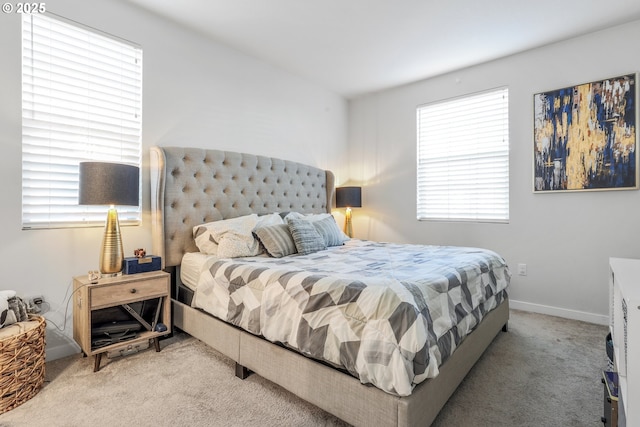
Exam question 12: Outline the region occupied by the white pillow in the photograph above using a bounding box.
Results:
[284,212,333,222]
[255,213,284,228]
[193,223,220,255]
[193,214,261,257]
[0,290,16,329]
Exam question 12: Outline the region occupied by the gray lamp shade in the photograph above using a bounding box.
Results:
[336,186,362,208]
[79,162,140,206]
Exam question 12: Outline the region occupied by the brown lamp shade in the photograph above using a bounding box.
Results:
[336,186,362,208]
[79,162,140,206]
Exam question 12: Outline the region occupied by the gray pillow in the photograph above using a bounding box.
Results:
[287,218,327,255]
[312,216,347,247]
[254,224,297,258]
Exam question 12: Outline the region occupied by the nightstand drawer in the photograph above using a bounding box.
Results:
[91,277,168,309]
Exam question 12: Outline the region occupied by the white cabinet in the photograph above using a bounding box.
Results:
[610,258,640,427]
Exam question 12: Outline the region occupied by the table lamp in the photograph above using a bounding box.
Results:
[335,186,362,238]
[79,162,140,275]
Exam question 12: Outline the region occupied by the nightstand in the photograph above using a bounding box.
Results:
[72,270,171,371]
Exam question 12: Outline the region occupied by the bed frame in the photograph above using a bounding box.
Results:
[150,146,509,426]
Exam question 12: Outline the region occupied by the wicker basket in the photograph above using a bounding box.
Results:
[0,315,46,414]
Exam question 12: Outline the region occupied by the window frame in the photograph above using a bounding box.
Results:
[21,12,142,230]
[416,87,510,223]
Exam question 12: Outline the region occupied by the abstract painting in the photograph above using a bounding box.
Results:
[533,74,637,192]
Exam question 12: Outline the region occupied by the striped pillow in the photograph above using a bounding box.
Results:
[287,218,327,255]
[312,216,347,247]
[254,224,297,258]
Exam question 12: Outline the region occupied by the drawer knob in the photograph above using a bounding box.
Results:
[130,288,137,294]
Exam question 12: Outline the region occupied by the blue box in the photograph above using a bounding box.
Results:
[123,256,161,274]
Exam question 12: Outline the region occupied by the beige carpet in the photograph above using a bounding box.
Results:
[0,309,607,427]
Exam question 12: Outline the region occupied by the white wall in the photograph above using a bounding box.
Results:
[3,1,634,361]
[0,0,348,360]
[348,20,640,325]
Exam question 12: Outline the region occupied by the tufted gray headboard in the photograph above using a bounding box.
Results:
[150,146,335,268]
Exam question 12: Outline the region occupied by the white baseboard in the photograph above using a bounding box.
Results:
[45,343,80,362]
[46,341,81,362]
[43,325,81,361]
[509,299,609,326]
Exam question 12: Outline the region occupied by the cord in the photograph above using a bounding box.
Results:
[41,281,89,332]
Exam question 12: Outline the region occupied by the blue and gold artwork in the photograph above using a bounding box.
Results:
[534,74,637,192]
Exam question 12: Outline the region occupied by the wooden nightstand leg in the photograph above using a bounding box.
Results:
[94,353,102,372]
[153,337,160,352]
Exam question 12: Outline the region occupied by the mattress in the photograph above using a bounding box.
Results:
[182,239,510,396]
[180,252,216,291]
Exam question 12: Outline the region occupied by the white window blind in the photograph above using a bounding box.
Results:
[417,87,509,222]
[22,13,142,229]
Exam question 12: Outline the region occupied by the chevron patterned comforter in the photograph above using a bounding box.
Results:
[191,239,510,396]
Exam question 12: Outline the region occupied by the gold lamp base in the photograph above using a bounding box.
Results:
[344,207,353,238]
[99,207,124,275]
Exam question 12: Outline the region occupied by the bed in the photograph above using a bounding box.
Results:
[150,146,510,426]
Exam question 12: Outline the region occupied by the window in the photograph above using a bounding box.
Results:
[22,13,142,229]
[416,87,509,222]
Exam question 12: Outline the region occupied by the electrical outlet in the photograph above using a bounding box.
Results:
[30,295,44,306]
[517,263,527,276]
[26,296,46,314]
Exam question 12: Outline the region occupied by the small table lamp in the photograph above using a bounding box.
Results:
[79,162,140,275]
[335,186,362,238]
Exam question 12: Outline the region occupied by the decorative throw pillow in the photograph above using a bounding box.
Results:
[193,223,221,255]
[0,291,11,329]
[193,214,262,257]
[0,290,28,329]
[284,212,333,222]
[216,231,262,258]
[255,213,284,228]
[254,224,297,258]
[312,216,348,247]
[287,218,327,255]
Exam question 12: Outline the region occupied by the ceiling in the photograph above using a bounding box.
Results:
[124,0,640,99]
